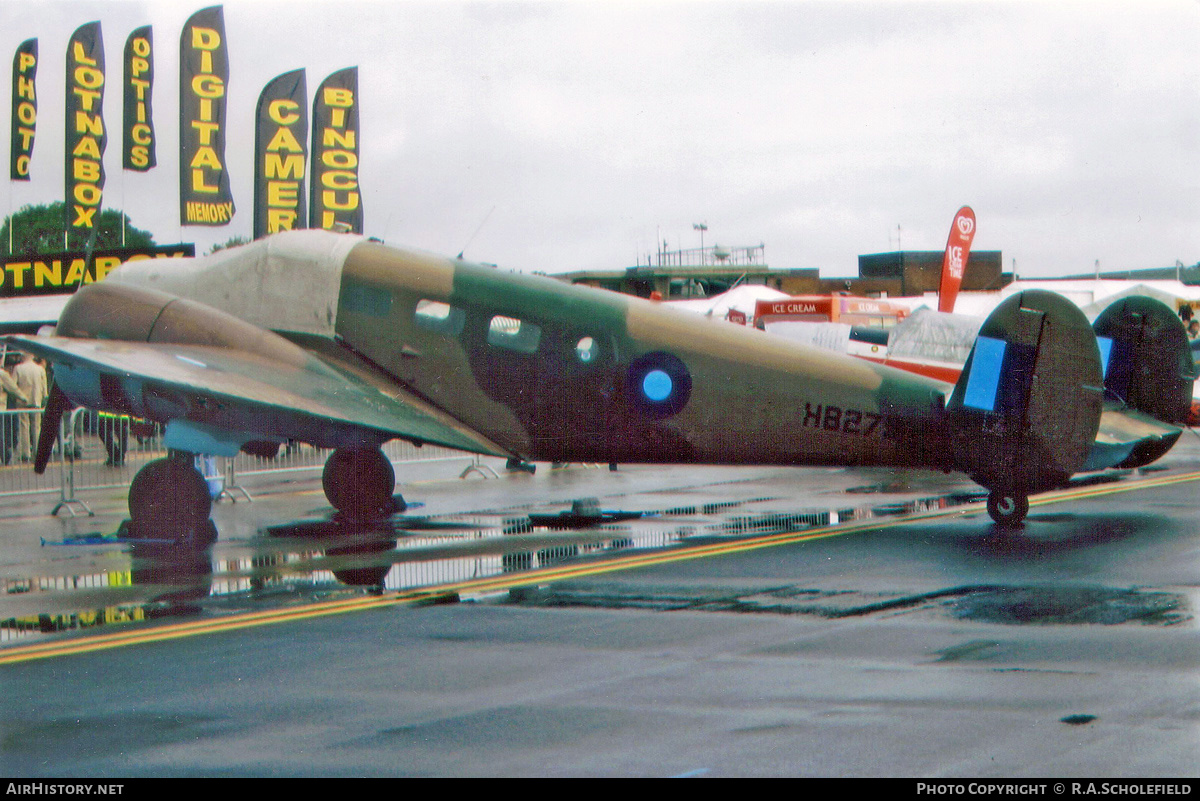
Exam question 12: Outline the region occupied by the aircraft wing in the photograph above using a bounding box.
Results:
[3,334,508,458]
[0,294,69,334]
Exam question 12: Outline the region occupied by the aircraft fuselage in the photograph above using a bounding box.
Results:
[328,240,954,469]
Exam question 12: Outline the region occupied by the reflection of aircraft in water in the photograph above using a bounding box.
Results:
[4,228,1194,545]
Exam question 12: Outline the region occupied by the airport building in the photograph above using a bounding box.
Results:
[560,244,1009,300]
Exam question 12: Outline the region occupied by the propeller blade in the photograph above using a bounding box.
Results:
[33,383,72,475]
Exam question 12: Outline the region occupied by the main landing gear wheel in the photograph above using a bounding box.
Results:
[986,491,1029,527]
[127,455,216,548]
[323,447,404,518]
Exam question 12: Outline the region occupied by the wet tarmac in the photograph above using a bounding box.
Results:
[1,436,1198,777]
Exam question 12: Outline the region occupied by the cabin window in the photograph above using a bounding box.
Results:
[415,299,465,336]
[487,315,542,354]
[575,336,597,364]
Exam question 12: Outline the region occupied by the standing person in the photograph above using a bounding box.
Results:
[14,353,47,462]
[0,359,29,465]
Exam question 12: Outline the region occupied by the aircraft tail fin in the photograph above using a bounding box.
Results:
[945,289,1105,495]
[1091,296,1195,467]
[1093,296,1194,424]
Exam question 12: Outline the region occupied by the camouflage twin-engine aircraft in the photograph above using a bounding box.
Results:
[5,230,1194,545]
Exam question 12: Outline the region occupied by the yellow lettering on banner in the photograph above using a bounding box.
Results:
[322,128,354,149]
[268,208,298,232]
[322,190,359,211]
[72,160,100,182]
[263,93,305,231]
[321,170,357,190]
[192,169,218,193]
[322,149,357,170]
[190,146,223,170]
[94,256,121,281]
[16,75,34,101]
[74,111,103,137]
[18,52,35,73]
[265,153,303,180]
[266,127,302,155]
[129,147,149,168]
[129,78,150,104]
[314,80,359,229]
[5,262,31,289]
[131,123,152,145]
[192,73,224,99]
[17,102,36,125]
[267,181,298,207]
[71,41,97,66]
[71,87,101,112]
[268,99,299,125]
[71,137,101,159]
[64,259,86,286]
[322,87,353,107]
[33,260,61,288]
[74,65,103,91]
[69,37,104,229]
[191,27,221,51]
[73,184,101,206]
[185,202,235,223]
[14,155,29,177]
[190,120,219,145]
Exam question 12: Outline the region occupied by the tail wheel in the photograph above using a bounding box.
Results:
[323,447,398,518]
[128,456,213,532]
[987,491,1029,527]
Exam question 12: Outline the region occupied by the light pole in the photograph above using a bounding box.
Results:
[693,222,707,264]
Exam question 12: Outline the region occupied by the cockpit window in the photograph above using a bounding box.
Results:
[414,299,465,336]
[487,315,542,354]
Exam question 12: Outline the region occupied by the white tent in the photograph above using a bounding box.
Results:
[666,284,790,321]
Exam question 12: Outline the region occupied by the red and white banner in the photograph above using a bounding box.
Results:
[938,206,976,313]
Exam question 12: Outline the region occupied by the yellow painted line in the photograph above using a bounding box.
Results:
[3,468,1198,665]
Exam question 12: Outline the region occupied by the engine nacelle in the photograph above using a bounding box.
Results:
[946,290,1105,496]
[49,282,310,456]
[56,281,308,368]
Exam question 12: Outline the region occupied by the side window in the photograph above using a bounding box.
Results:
[575,336,598,364]
[414,299,465,336]
[487,315,542,354]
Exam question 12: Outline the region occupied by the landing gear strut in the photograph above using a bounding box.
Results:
[322,447,405,518]
[127,454,217,548]
[986,490,1029,527]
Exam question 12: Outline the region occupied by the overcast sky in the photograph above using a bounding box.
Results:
[2,0,1197,278]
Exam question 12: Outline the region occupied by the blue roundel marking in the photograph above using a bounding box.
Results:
[627,352,691,419]
[642,370,673,402]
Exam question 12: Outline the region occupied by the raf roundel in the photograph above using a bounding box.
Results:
[627,351,692,419]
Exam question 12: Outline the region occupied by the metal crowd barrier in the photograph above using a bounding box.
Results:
[0,408,487,515]
[0,409,61,499]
